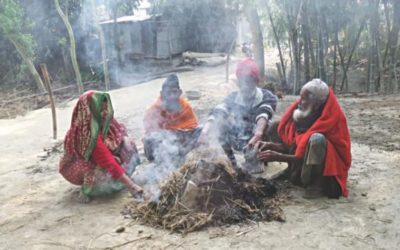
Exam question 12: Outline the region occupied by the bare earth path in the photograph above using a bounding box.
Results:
[1,63,399,250]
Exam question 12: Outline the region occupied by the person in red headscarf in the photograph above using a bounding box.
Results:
[199,59,277,171]
[59,91,143,202]
[257,79,352,199]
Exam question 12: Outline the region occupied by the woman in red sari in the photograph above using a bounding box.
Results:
[59,90,143,202]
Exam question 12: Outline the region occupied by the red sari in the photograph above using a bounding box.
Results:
[59,91,139,196]
[278,89,352,197]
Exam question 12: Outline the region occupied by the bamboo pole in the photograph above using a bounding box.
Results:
[90,0,110,91]
[40,64,57,140]
[54,0,84,94]
[8,38,46,93]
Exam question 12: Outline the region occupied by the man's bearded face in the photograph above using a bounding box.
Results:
[292,90,319,122]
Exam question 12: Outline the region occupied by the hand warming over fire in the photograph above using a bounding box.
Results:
[257,149,283,162]
[246,117,268,148]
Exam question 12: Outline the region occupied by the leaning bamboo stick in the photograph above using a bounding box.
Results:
[40,64,57,140]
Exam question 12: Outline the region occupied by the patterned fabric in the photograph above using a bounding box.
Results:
[59,90,139,196]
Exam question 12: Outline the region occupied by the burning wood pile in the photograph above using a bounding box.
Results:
[124,149,285,234]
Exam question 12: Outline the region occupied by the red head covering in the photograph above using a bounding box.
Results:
[236,59,260,84]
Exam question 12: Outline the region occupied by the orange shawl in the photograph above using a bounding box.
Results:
[278,89,352,196]
[143,96,198,133]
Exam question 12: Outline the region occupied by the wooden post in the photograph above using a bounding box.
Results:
[40,64,57,140]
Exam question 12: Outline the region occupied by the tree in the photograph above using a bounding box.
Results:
[264,0,287,87]
[388,0,400,93]
[105,0,140,84]
[0,0,46,92]
[315,0,326,81]
[281,0,302,93]
[367,0,381,93]
[245,6,265,78]
[90,0,110,90]
[54,0,84,93]
[340,17,367,92]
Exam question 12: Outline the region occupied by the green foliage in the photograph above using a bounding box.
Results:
[0,0,36,58]
[105,0,140,18]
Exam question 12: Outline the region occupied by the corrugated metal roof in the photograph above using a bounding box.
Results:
[100,15,151,24]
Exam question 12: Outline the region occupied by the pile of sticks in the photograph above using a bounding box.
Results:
[124,152,285,234]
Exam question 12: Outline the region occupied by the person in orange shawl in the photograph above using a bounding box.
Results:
[257,79,352,198]
[59,91,143,203]
[143,74,201,164]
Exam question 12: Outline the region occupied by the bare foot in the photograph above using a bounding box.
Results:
[77,191,92,203]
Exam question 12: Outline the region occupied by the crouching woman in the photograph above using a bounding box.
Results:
[59,90,143,202]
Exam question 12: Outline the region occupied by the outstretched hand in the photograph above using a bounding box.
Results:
[246,134,262,149]
[128,183,143,199]
[257,150,282,162]
[256,141,276,151]
[119,173,143,199]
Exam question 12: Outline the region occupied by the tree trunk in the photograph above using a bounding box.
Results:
[332,0,339,91]
[9,38,46,92]
[54,0,83,94]
[315,1,326,81]
[307,28,316,78]
[368,0,377,93]
[317,23,326,81]
[340,17,367,92]
[333,37,337,91]
[303,28,311,82]
[90,0,110,91]
[264,0,286,87]
[111,7,121,85]
[367,48,374,93]
[291,31,300,94]
[301,2,311,82]
[369,0,383,93]
[389,0,400,93]
[61,47,73,82]
[382,0,391,70]
[284,0,302,94]
[336,37,347,88]
[288,38,294,85]
[245,7,265,79]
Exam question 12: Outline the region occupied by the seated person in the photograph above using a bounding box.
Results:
[143,74,201,164]
[257,79,352,198]
[59,90,143,202]
[199,59,277,169]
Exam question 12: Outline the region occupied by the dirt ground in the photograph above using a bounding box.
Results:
[1,60,400,250]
